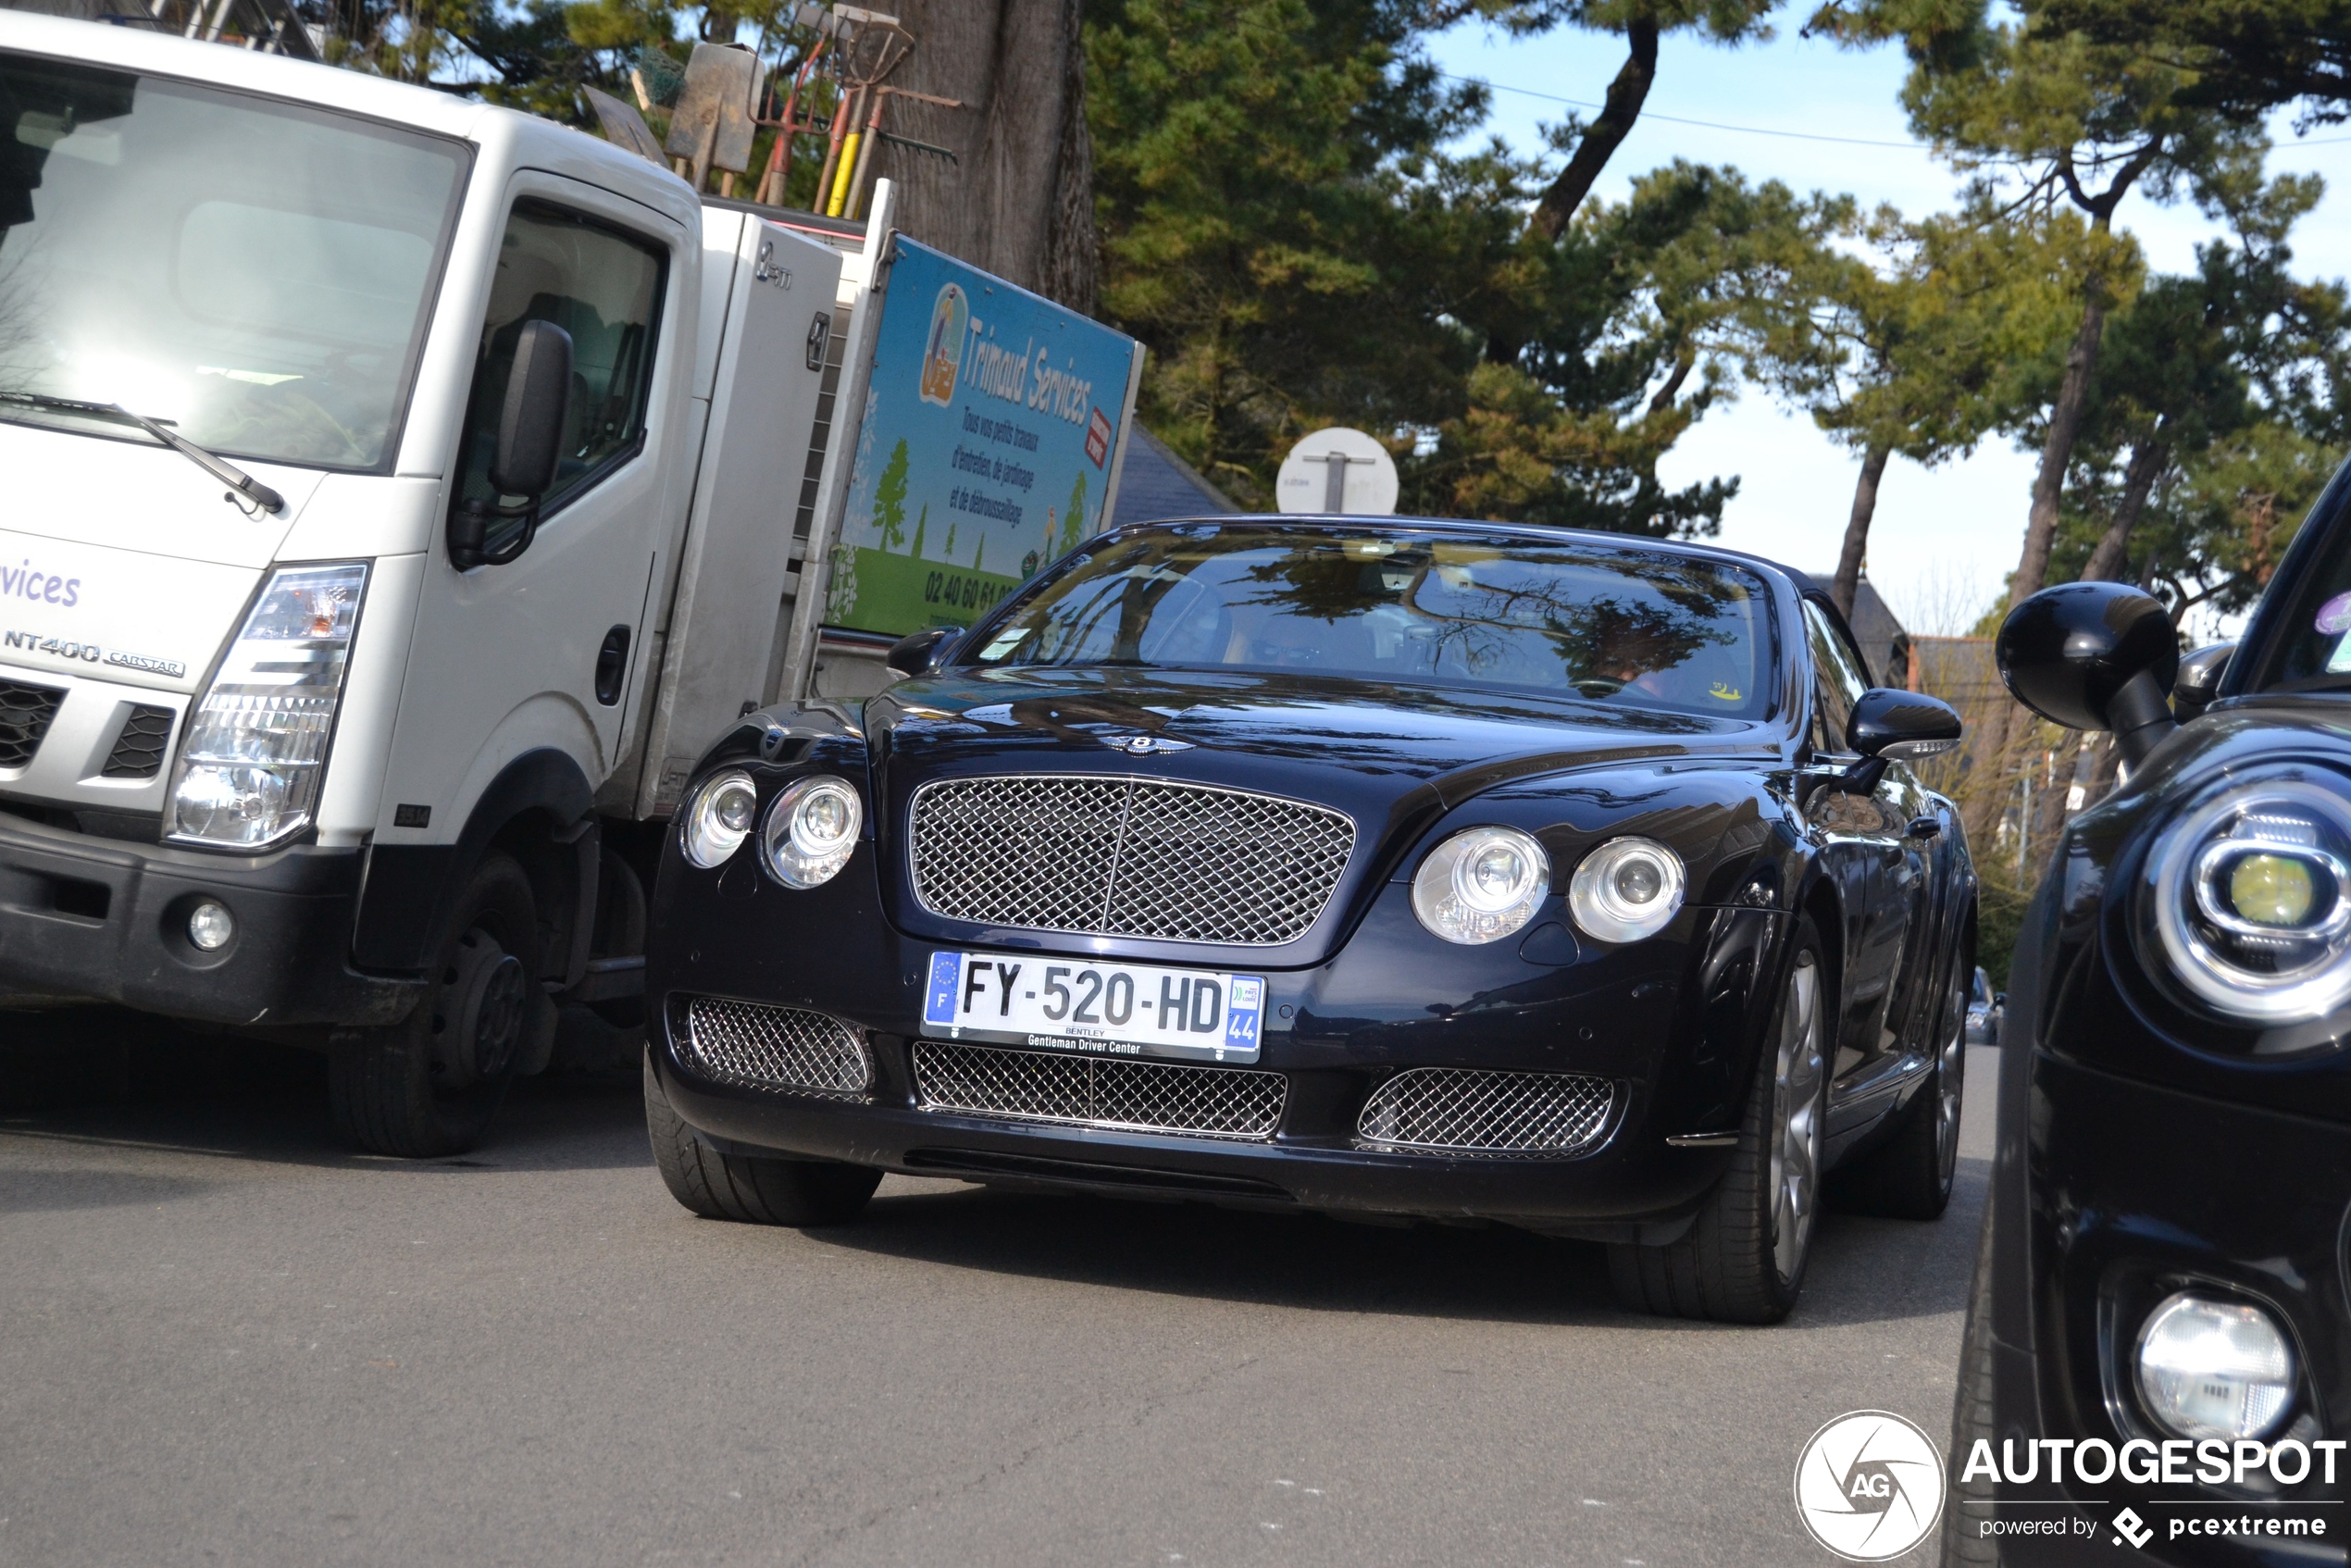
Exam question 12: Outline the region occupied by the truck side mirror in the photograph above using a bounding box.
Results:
[2173,641,2235,722]
[1847,689,1962,761]
[1996,581,2179,767]
[886,627,956,678]
[449,319,574,571]
[491,319,574,499]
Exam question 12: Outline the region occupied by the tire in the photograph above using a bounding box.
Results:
[1942,1206,2002,1566]
[643,1052,881,1226]
[1836,939,1971,1220]
[329,853,540,1158]
[1608,917,1830,1324]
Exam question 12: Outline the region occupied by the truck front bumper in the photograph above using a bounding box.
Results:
[0,810,417,1027]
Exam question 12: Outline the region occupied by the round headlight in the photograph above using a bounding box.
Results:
[679,768,758,869]
[2146,778,2351,1021]
[2135,1292,2297,1442]
[761,775,863,889]
[1412,826,1549,944]
[1568,837,1686,943]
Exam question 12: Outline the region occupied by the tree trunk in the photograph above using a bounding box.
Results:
[1529,16,1660,242]
[1832,442,1890,619]
[2012,294,2108,609]
[2083,436,2166,582]
[869,0,1098,314]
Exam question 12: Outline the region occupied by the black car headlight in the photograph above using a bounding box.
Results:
[679,768,759,868]
[760,775,862,888]
[1412,826,1549,944]
[2145,777,2351,1023]
[1568,836,1686,944]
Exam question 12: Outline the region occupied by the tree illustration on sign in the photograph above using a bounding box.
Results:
[945,520,957,558]
[875,438,910,551]
[911,503,927,561]
[1060,472,1087,556]
[974,537,985,573]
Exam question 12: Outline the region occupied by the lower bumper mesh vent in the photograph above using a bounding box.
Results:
[678,997,871,1096]
[102,704,176,779]
[914,1040,1285,1141]
[1358,1067,1613,1156]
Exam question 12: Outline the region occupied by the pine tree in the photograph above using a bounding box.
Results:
[875,439,911,552]
[1061,472,1087,555]
[911,504,928,561]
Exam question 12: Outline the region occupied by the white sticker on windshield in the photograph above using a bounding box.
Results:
[2328,635,2351,674]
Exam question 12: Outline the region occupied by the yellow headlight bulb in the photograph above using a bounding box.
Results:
[2230,852,2317,927]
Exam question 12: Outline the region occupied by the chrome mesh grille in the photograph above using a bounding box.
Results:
[908,775,1353,944]
[914,1040,1285,1140]
[678,997,871,1096]
[1357,1068,1613,1156]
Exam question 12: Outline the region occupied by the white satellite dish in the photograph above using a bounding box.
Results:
[1276,427,1399,516]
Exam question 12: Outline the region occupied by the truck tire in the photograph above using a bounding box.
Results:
[329,853,538,1157]
[1834,940,1970,1221]
[1607,918,1829,1324]
[643,1052,881,1226]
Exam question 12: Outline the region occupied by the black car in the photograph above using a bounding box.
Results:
[1946,461,2351,1561]
[641,518,1976,1324]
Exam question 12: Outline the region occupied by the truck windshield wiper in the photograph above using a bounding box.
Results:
[0,391,286,514]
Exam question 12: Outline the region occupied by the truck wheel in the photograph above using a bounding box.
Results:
[1834,941,1970,1220]
[329,854,538,1158]
[643,1052,881,1225]
[1607,918,1829,1325]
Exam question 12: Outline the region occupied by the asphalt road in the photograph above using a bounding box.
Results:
[1,1022,1995,1568]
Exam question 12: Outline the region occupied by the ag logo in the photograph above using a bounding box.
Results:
[1793,1410,1945,1562]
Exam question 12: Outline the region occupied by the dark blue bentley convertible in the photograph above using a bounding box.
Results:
[641,518,1977,1323]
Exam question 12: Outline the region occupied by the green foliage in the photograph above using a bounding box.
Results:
[875,439,910,552]
[2032,0,2351,126]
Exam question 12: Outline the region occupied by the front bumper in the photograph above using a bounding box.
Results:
[0,808,417,1027]
[647,844,1787,1233]
[1966,1047,2351,1564]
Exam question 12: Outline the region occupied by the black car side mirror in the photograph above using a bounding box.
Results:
[449,319,574,571]
[1847,688,1963,761]
[2173,641,2235,722]
[887,627,956,678]
[1996,581,2179,767]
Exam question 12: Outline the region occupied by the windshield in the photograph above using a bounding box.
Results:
[0,54,466,470]
[968,524,1776,719]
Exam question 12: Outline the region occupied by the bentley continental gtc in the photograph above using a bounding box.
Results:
[641,518,1977,1324]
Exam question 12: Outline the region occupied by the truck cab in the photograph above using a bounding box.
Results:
[0,13,844,1153]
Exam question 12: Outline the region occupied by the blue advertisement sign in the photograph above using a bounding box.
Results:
[825,237,1143,638]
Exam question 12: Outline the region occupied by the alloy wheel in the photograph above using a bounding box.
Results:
[1769,952,1825,1282]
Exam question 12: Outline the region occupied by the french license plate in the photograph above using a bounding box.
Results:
[922,951,1267,1064]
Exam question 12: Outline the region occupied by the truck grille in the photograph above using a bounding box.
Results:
[101,704,176,779]
[914,1040,1286,1140]
[1357,1068,1613,1156]
[908,775,1353,945]
[0,679,65,769]
[676,996,871,1096]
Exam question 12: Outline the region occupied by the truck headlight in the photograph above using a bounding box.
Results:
[2135,1293,2297,1442]
[1568,836,1686,943]
[2146,778,2351,1022]
[761,775,861,888]
[167,563,367,850]
[1412,825,1549,943]
[679,769,758,868]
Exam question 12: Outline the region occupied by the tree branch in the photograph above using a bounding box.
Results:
[1529,16,1659,242]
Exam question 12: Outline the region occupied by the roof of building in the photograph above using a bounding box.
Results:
[1108,427,1237,525]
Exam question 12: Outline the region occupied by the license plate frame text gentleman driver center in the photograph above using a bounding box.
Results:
[923,952,1268,1064]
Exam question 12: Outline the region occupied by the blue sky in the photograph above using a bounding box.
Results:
[1424,18,2351,638]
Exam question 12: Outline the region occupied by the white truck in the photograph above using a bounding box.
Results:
[0,12,902,1152]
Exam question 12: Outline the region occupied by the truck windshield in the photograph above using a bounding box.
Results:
[0,54,466,470]
[969,524,1776,719]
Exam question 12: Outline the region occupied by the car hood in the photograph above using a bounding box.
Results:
[866,666,1782,902]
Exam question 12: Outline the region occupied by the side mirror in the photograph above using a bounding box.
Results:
[886,627,956,678]
[449,319,574,570]
[2173,641,2235,722]
[1996,581,2179,767]
[1847,688,1962,762]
